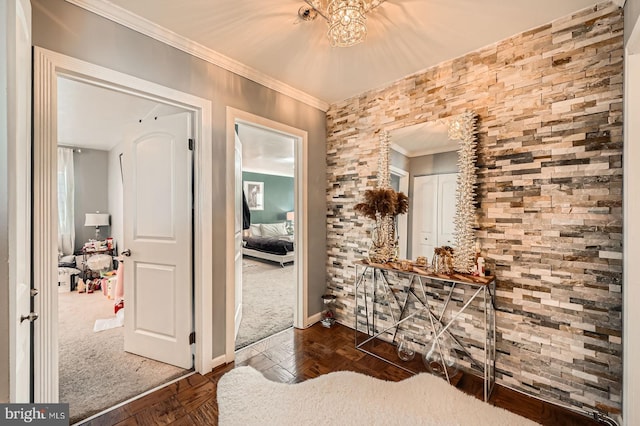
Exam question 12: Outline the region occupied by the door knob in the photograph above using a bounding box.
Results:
[122,249,132,257]
[20,312,39,323]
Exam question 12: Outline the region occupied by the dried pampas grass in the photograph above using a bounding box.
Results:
[354,188,409,220]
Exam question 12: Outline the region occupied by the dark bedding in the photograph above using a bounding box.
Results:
[243,236,293,255]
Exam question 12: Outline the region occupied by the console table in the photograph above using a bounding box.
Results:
[354,260,496,401]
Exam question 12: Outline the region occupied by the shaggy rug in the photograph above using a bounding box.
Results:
[217,367,540,426]
[235,258,295,349]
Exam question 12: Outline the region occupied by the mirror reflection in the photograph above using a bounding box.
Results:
[388,121,459,262]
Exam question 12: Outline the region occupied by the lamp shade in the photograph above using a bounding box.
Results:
[286,211,295,221]
[85,213,109,227]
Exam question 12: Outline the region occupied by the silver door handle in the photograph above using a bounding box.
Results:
[122,249,131,257]
[20,312,38,323]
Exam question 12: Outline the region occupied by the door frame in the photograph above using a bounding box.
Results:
[32,47,213,402]
[624,12,640,426]
[225,107,308,361]
[390,165,409,259]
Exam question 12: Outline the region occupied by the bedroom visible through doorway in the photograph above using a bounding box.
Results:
[234,122,296,349]
[55,76,192,423]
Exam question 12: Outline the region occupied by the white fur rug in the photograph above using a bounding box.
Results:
[217,367,539,425]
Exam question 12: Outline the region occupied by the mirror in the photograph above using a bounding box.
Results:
[386,113,478,273]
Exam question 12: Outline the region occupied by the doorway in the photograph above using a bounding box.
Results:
[32,47,214,403]
[225,108,308,360]
[55,76,193,422]
[234,122,296,349]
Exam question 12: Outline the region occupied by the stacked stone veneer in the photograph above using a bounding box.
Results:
[326,2,623,415]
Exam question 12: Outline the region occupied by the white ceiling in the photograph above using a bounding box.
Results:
[390,121,452,157]
[57,77,184,150]
[237,123,295,177]
[98,0,609,104]
[59,0,619,161]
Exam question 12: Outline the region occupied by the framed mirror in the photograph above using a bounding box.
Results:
[386,112,478,273]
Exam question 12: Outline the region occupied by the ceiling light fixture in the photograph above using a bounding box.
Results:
[303,0,387,47]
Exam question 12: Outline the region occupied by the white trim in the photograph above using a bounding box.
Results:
[64,0,329,112]
[225,107,309,361]
[32,47,214,402]
[306,312,323,327]
[211,354,227,370]
[624,11,640,425]
[390,165,409,259]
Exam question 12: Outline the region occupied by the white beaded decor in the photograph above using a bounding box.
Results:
[448,112,478,273]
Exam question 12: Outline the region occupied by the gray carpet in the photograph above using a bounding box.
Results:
[58,288,188,424]
[235,258,295,349]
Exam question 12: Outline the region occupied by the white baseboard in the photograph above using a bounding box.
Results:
[305,312,322,328]
[211,354,227,370]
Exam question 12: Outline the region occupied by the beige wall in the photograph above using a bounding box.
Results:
[31,0,327,359]
[327,2,623,416]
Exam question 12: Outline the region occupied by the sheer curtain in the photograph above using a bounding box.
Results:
[57,147,75,255]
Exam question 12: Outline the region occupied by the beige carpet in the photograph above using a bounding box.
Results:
[218,367,540,425]
[235,258,295,349]
[58,287,188,424]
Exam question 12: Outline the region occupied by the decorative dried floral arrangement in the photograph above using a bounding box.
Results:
[354,188,408,220]
[354,131,409,263]
[448,112,478,274]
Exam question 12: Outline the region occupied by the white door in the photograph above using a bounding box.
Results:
[3,0,32,402]
[412,175,437,260]
[122,112,193,369]
[438,174,458,247]
[234,132,243,338]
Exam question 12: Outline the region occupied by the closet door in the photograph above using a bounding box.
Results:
[412,175,437,260]
[437,173,458,247]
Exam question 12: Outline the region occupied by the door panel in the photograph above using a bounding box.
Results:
[4,0,32,402]
[412,175,437,260]
[438,174,458,247]
[123,112,192,369]
[234,132,243,338]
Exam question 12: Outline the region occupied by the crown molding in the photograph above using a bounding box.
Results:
[65,0,330,112]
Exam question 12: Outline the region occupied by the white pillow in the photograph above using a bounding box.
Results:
[249,224,262,237]
[260,222,287,237]
[60,255,75,264]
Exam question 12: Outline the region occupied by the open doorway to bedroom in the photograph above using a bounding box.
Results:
[55,75,192,423]
[234,122,296,349]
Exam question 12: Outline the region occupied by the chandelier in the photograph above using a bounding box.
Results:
[302,0,388,47]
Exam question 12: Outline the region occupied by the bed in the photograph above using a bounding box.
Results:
[242,222,294,267]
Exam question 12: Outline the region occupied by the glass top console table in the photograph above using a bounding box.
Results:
[354,260,496,401]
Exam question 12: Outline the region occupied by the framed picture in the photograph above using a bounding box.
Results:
[244,181,264,210]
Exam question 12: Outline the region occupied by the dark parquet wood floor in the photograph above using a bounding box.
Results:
[82,323,601,426]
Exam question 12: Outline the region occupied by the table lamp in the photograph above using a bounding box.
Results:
[85,212,110,240]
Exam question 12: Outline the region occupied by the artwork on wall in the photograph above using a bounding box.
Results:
[244,181,264,210]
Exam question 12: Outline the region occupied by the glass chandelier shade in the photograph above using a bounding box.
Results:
[327,0,367,47]
[304,0,387,48]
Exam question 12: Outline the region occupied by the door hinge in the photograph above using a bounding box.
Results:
[188,138,194,151]
[189,331,196,344]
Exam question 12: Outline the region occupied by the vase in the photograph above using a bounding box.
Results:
[368,214,398,264]
[422,323,459,380]
[396,334,415,362]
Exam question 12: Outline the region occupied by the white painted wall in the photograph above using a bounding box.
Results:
[107,142,124,253]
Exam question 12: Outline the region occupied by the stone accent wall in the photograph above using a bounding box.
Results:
[326,2,623,415]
